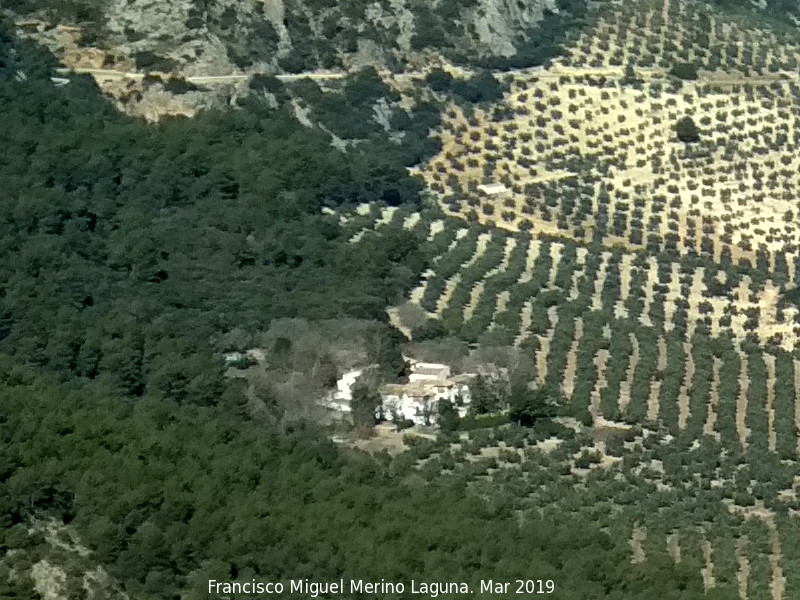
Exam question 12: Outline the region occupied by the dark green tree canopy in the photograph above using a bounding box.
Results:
[509,385,559,427]
[669,62,699,80]
[0,20,430,398]
[675,115,701,143]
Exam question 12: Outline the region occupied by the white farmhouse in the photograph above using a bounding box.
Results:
[380,379,471,426]
[380,359,473,426]
[321,360,475,427]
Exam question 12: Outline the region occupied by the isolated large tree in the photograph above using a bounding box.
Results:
[675,116,701,143]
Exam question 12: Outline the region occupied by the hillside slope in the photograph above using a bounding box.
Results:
[9,0,585,76]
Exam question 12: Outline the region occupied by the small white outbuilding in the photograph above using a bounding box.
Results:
[477,183,510,196]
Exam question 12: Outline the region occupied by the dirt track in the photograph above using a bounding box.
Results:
[54,67,348,84]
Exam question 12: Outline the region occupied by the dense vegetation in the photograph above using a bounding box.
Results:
[1,359,715,600]
[0,23,433,399]
[5,2,800,597]
[0,19,702,599]
[282,67,441,157]
[425,69,507,105]
[0,15,741,600]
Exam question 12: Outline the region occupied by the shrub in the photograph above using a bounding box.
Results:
[574,450,601,469]
[669,62,698,80]
[411,319,448,341]
[459,413,510,431]
[133,51,178,72]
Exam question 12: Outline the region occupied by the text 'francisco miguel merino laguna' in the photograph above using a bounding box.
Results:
[209,579,470,597]
[209,578,556,597]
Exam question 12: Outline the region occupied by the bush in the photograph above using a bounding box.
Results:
[427,70,507,104]
[459,413,509,431]
[395,418,415,431]
[162,77,201,95]
[412,319,448,341]
[531,419,570,440]
[133,51,178,72]
[604,437,625,456]
[574,450,601,469]
[669,62,698,80]
[426,68,454,93]
[498,448,522,463]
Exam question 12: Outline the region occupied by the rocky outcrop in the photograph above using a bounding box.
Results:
[14,0,560,78]
[470,0,559,57]
[1,519,133,600]
[10,0,580,121]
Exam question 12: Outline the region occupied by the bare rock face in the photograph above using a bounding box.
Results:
[104,0,195,44]
[2,519,133,600]
[103,76,245,122]
[103,0,240,76]
[470,0,557,57]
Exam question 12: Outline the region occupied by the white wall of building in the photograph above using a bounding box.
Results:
[321,368,362,412]
[381,384,471,426]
